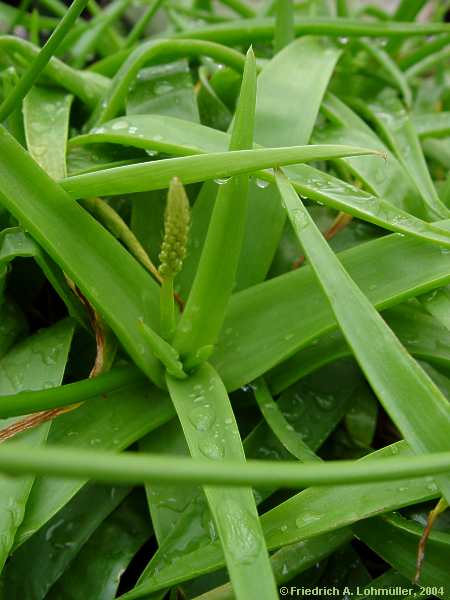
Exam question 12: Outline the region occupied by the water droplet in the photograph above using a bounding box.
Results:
[111,120,129,130]
[295,512,321,528]
[241,384,256,393]
[198,438,225,460]
[217,499,261,564]
[315,393,336,411]
[338,36,349,45]
[45,518,64,541]
[188,405,216,432]
[154,81,174,95]
[146,149,158,157]
[214,177,230,186]
[256,178,269,189]
[425,477,438,493]
[292,208,309,230]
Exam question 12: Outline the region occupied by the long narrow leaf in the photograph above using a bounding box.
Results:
[23,87,72,179]
[14,381,173,547]
[61,144,381,197]
[0,125,164,386]
[166,363,278,600]
[275,170,450,503]
[173,48,257,362]
[68,115,450,250]
[0,320,74,571]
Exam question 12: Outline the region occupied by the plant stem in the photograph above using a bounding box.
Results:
[0,442,450,487]
[160,277,175,340]
[0,366,142,418]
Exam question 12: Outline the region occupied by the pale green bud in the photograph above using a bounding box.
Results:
[159,177,190,279]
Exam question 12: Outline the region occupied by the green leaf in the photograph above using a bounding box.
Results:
[358,40,412,107]
[0,227,88,328]
[173,47,257,363]
[344,384,378,449]
[70,0,130,69]
[405,45,450,81]
[0,301,27,361]
[0,126,164,386]
[319,93,421,215]
[62,144,380,198]
[355,570,419,600]
[139,420,196,545]
[273,0,294,53]
[1,484,130,599]
[90,39,249,126]
[252,377,320,462]
[0,2,59,31]
[412,112,450,139]
[213,228,450,391]
[421,286,450,331]
[126,59,199,122]
[127,58,200,282]
[14,381,173,547]
[192,532,350,600]
[275,170,450,503]
[124,0,164,48]
[166,363,278,600]
[354,513,450,591]
[268,302,450,393]
[69,114,450,253]
[107,440,443,596]
[356,91,450,220]
[0,36,110,108]
[46,491,153,600]
[0,318,74,571]
[132,360,357,593]
[23,86,72,179]
[139,321,187,379]
[197,65,233,131]
[0,0,90,122]
[237,36,340,289]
